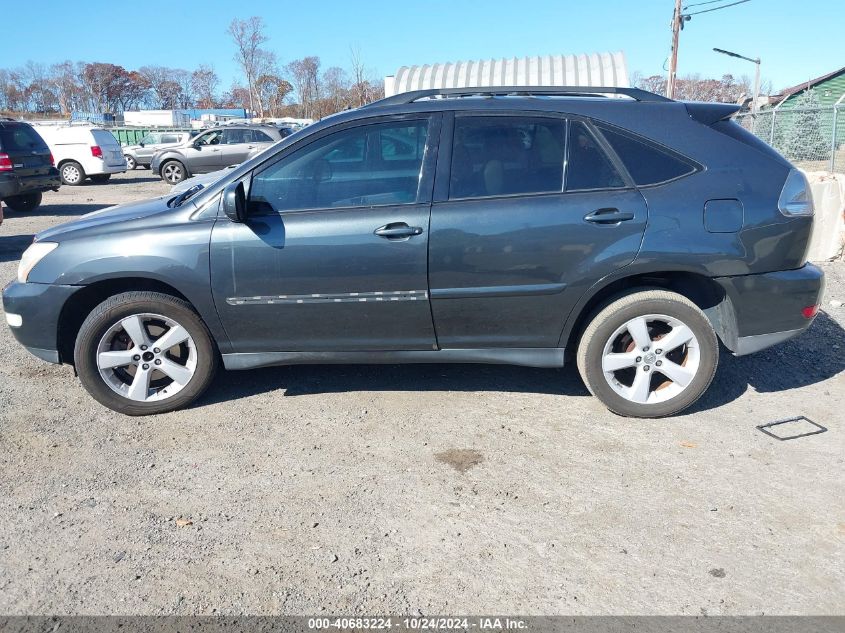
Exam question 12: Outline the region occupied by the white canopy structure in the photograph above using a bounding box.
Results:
[384,52,629,97]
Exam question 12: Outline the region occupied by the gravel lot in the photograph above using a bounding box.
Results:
[0,171,843,615]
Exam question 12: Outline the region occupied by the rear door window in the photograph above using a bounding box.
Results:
[222,128,249,144]
[598,125,696,186]
[0,124,47,152]
[449,116,566,199]
[565,121,625,191]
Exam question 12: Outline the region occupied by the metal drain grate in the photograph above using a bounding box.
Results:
[756,416,827,441]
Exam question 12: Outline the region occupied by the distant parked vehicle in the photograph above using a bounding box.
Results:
[170,165,238,193]
[150,124,284,185]
[0,119,61,212]
[123,132,192,170]
[33,125,126,185]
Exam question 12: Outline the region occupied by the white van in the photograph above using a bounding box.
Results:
[33,125,126,185]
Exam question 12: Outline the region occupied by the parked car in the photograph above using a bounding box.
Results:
[150,124,284,185]
[33,125,126,185]
[123,131,192,170]
[0,119,61,212]
[3,86,823,417]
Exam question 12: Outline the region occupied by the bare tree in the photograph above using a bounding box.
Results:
[286,56,321,119]
[349,45,368,107]
[227,16,268,117]
[349,46,383,107]
[191,65,220,109]
[322,66,350,112]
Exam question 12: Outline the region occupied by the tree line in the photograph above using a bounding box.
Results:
[631,72,773,104]
[0,16,383,120]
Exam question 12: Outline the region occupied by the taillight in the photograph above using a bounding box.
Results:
[0,153,12,171]
[91,145,103,158]
[778,169,814,217]
[802,305,819,319]
[49,152,55,166]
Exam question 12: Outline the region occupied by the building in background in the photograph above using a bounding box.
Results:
[384,52,629,97]
[768,66,845,109]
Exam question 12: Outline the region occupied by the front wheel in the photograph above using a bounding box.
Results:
[576,289,718,418]
[160,160,186,184]
[3,191,42,212]
[74,292,219,415]
[125,155,137,170]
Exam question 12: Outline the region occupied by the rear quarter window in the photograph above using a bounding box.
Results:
[0,125,48,152]
[597,125,697,186]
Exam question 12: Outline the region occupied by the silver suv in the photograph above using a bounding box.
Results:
[150,124,283,184]
[123,131,191,170]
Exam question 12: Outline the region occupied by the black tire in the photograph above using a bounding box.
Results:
[3,191,42,212]
[60,161,86,185]
[125,155,137,170]
[74,291,219,416]
[91,174,111,183]
[576,289,718,418]
[160,160,187,184]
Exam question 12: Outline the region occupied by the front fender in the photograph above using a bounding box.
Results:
[27,218,231,353]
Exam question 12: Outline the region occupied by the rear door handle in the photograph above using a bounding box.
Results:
[583,208,636,224]
[374,222,424,239]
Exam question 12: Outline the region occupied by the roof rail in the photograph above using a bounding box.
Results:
[368,86,672,107]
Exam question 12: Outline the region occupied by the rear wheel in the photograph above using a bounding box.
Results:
[60,161,85,185]
[160,160,186,184]
[91,174,111,183]
[577,289,718,418]
[74,291,218,416]
[3,191,42,212]
[125,155,137,170]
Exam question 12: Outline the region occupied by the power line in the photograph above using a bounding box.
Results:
[683,0,733,9]
[685,0,752,17]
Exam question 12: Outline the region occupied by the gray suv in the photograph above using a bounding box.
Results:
[3,87,824,417]
[151,124,283,184]
[123,131,192,170]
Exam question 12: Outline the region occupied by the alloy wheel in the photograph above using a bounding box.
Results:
[600,313,700,405]
[162,162,183,184]
[62,164,81,184]
[96,313,197,402]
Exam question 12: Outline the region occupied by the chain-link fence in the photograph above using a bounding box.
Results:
[735,105,844,173]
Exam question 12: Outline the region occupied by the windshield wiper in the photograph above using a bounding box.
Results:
[167,184,204,208]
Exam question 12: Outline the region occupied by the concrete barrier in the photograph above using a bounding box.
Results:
[804,171,845,262]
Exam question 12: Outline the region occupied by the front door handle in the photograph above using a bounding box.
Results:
[583,208,635,224]
[374,223,424,239]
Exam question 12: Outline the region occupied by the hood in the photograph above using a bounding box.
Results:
[36,195,185,242]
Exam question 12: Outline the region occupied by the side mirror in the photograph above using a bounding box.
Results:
[139,142,145,147]
[222,181,247,223]
[192,141,201,149]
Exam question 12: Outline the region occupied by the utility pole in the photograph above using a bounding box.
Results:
[667,0,683,99]
[666,0,753,100]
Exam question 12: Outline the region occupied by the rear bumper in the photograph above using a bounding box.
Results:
[2,280,81,364]
[715,263,825,355]
[93,162,127,175]
[0,170,61,198]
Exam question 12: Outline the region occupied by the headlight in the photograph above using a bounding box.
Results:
[18,242,58,283]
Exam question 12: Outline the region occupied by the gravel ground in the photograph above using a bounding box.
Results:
[0,171,843,615]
